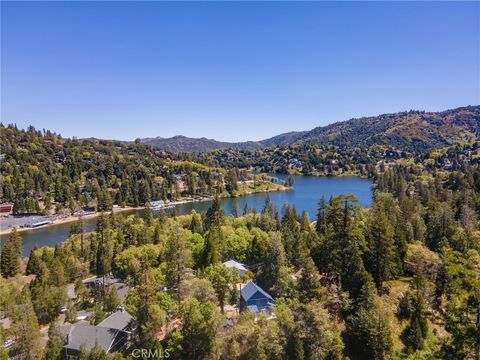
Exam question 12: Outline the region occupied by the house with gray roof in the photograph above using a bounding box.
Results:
[62,310,133,358]
[63,324,128,358]
[83,276,130,302]
[223,260,249,277]
[97,310,133,331]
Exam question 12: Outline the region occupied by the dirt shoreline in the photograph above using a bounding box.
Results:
[0,197,217,236]
[0,206,144,236]
[0,185,288,236]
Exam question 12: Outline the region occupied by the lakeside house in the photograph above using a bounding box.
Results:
[24,216,51,228]
[223,260,249,277]
[0,203,13,216]
[240,281,275,316]
[150,200,165,208]
[62,310,133,358]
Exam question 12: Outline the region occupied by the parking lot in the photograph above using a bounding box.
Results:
[0,215,43,231]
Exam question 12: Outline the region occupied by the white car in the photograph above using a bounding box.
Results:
[4,339,14,348]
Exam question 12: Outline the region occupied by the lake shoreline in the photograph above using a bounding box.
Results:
[0,185,290,236]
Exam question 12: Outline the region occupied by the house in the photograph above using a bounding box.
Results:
[97,310,133,332]
[62,310,133,358]
[63,324,128,358]
[0,203,13,216]
[83,276,130,302]
[223,260,249,277]
[240,281,275,315]
[150,200,165,208]
[25,216,51,228]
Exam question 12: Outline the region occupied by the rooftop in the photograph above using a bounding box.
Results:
[97,311,133,331]
[240,281,274,303]
[64,324,119,352]
[223,260,248,272]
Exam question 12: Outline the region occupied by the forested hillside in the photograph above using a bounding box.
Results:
[1,139,479,359]
[139,106,479,153]
[0,124,257,214]
[140,131,306,153]
[295,106,479,150]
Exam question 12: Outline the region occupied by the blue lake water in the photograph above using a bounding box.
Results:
[2,175,372,256]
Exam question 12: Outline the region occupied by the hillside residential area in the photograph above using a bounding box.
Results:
[1,1,479,360]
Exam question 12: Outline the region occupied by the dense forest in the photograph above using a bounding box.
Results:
[0,124,279,215]
[0,120,479,359]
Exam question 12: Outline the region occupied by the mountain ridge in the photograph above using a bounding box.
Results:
[140,131,307,152]
[139,105,479,152]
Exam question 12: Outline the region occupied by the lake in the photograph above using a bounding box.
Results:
[2,175,373,256]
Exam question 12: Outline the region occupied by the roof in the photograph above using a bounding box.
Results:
[83,276,124,287]
[241,281,274,303]
[64,324,119,352]
[25,217,50,226]
[97,311,133,330]
[223,260,248,272]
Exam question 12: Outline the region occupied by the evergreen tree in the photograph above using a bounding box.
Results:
[231,197,240,218]
[315,196,328,235]
[365,207,395,289]
[204,195,225,230]
[1,234,20,278]
[201,227,221,269]
[203,263,236,313]
[168,297,220,359]
[189,210,203,234]
[164,228,193,289]
[43,321,64,360]
[257,232,287,294]
[8,289,43,360]
[403,294,429,353]
[65,299,78,323]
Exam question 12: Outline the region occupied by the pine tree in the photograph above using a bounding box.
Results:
[315,196,328,235]
[205,195,225,230]
[365,208,395,289]
[9,228,23,257]
[201,227,221,269]
[8,289,43,360]
[231,198,239,218]
[65,299,78,323]
[143,204,153,226]
[403,294,428,352]
[189,210,203,234]
[43,321,64,360]
[164,228,193,288]
[1,235,20,278]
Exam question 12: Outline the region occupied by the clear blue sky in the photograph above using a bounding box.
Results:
[2,1,479,142]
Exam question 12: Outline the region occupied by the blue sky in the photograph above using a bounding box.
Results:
[2,1,479,141]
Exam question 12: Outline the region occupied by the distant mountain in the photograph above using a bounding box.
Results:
[295,105,479,150]
[140,106,479,152]
[140,131,307,152]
